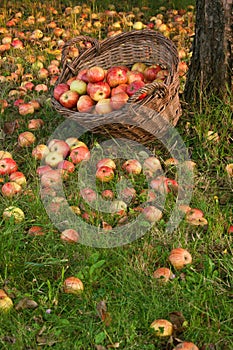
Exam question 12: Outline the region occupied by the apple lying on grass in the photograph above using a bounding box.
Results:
[0,289,13,313]
[3,206,25,223]
[168,248,192,270]
[173,342,199,350]
[150,319,173,337]
[153,267,174,283]
[63,276,84,294]
[0,158,18,175]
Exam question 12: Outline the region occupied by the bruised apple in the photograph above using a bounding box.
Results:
[150,319,173,337]
[63,276,84,294]
[106,66,128,87]
[122,159,142,175]
[168,248,192,270]
[153,267,174,283]
[18,131,36,147]
[173,342,199,350]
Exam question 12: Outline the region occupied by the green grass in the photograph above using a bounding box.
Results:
[0,1,232,349]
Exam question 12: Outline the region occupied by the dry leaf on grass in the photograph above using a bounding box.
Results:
[15,297,38,310]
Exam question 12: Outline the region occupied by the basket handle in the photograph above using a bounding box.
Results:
[61,35,100,74]
[128,81,169,103]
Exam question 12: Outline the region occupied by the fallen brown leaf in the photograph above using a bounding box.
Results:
[15,297,38,311]
[96,300,112,326]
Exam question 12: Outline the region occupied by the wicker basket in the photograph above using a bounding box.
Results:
[51,29,182,144]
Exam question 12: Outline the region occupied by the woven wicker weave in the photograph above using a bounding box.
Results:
[51,29,182,144]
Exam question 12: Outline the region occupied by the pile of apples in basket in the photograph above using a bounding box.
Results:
[53,63,168,113]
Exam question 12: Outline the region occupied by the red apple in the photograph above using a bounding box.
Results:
[101,189,114,200]
[63,276,84,294]
[185,208,204,221]
[9,171,26,186]
[150,176,169,194]
[142,205,163,223]
[86,66,105,83]
[18,103,35,115]
[60,229,80,243]
[28,118,44,130]
[34,84,48,93]
[106,66,128,87]
[143,157,162,176]
[110,91,129,110]
[87,82,111,101]
[50,76,59,86]
[48,139,70,158]
[126,80,145,97]
[77,68,89,83]
[69,146,90,164]
[18,131,36,147]
[40,169,62,188]
[38,68,49,80]
[77,94,95,113]
[47,196,65,214]
[59,90,79,108]
[127,70,144,84]
[144,65,162,81]
[0,158,17,175]
[48,64,60,76]
[36,165,52,176]
[80,187,97,203]
[168,248,192,270]
[119,187,136,203]
[13,99,24,107]
[32,144,50,160]
[122,159,142,175]
[96,158,116,170]
[57,160,75,176]
[111,83,129,95]
[11,38,24,49]
[95,98,113,114]
[164,178,179,193]
[1,181,22,197]
[96,166,114,182]
[70,79,87,95]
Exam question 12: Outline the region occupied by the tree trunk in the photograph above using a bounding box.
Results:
[184,0,232,103]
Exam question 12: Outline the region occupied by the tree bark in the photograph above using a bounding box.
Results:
[184,0,232,103]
